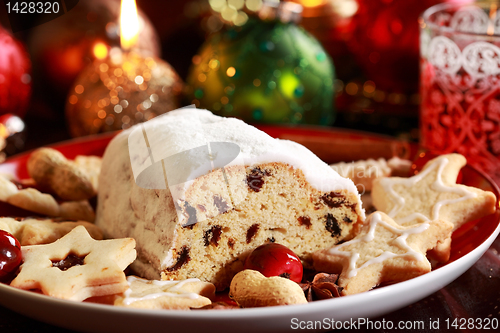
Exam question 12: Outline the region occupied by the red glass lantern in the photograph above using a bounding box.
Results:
[420,1,500,185]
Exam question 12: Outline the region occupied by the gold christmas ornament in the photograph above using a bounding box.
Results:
[65,49,183,137]
[65,0,183,137]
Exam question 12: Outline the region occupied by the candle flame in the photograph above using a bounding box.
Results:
[488,3,497,36]
[120,0,140,50]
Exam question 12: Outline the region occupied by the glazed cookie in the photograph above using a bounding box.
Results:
[10,226,135,301]
[372,154,497,228]
[0,217,102,245]
[372,154,497,261]
[312,212,453,295]
[114,276,215,310]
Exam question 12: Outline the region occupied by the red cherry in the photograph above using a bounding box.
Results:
[244,243,303,283]
[0,230,22,279]
[410,151,463,183]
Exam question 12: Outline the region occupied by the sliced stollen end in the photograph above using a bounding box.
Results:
[96,108,365,290]
[312,212,453,295]
[159,161,364,289]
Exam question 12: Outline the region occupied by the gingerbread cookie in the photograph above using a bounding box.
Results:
[312,212,453,295]
[114,276,215,310]
[0,217,102,245]
[10,226,135,301]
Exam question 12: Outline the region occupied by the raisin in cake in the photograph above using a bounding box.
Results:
[96,108,365,289]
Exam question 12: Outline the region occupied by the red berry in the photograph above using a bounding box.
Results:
[244,243,303,283]
[0,230,22,279]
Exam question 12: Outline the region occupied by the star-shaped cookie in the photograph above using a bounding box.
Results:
[114,276,215,309]
[372,154,497,229]
[10,226,136,301]
[312,212,453,295]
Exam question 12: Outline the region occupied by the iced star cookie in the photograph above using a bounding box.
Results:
[10,226,136,301]
[114,276,215,310]
[372,154,497,228]
[312,212,453,295]
[371,154,497,262]
[0,217,102,245]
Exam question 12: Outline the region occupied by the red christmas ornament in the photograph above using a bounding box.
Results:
[0,25,32,118]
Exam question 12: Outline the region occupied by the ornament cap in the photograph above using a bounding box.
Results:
[258,1,302,24]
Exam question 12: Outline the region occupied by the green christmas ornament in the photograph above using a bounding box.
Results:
[186,1,335,125]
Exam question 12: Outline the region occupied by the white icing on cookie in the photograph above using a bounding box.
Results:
[121,276,201,305]
[327,212,430,278]
[379,156,477,224]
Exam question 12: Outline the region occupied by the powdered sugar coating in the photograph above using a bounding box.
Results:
[127,107,364,218]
